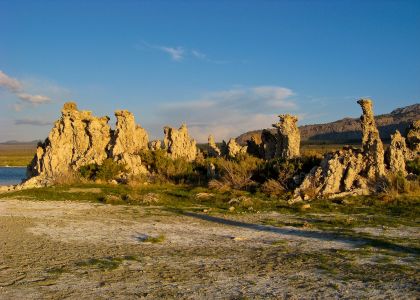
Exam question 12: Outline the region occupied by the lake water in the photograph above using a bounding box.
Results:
[0,167,27,186]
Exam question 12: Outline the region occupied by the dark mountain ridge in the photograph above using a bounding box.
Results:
[236,103,420,145]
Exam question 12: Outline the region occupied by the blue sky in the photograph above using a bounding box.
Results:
[0,0,419,142]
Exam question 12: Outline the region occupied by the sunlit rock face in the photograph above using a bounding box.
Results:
[293,99,388,202]
[207,134,221,158]
[273,114,300,159]
[28,102,111,178]
[253,114,300,160]
[27,102,149,180]
[406,120,420,160]
[357,99,385,178]
[386,130,408,176]
[108,110,149,175]
[163,123,197,161]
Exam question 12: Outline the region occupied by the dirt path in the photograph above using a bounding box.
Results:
[0,199,418,299]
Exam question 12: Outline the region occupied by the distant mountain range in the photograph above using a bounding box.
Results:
[236,103,420,145]
[2,104,419,147]
[0,140,40,146]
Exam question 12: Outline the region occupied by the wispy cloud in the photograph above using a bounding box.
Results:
[191,49,206,59]
[16,93,51,104]
[15,118,52,126]
[151,86,297,142]
[0,70,23,92]
[0,70,52,106]
[138,42,229,63]
[158,46,185,61]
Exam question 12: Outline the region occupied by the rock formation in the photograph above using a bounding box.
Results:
[273,114,300,159]
[28,102,111,178]
[294,147,369,201]
[261,129,277,160]
[405,120,420,159]
[163,124,197,161]
[246,136,263,158]
[222,138,247,158]
[27,102,149,181]
[253,114,300,160]
[293,99,387,202]
[208,134,221,157]
[108,110,149,175]
[357,99,385,178]
[149,140,162,151]
[386,130,408,175]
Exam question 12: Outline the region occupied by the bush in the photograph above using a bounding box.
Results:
[406,157,420,175]
[79,159,127,181]
[379,172,420,196]
[139,150,202,183]
[209,155,262,191]
[51,170,81,185]
[261,179,286,197]
[257,156,321,191]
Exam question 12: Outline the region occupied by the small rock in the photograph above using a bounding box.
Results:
[196,192,213,199]
[229,206,235,212]
[231,236,248,241]
[301,204,311,210]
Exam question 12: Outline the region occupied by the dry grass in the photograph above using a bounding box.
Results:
[300,144,360,158]
[0,144,36,166]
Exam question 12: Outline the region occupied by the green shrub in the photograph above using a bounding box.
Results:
[139,150,202,183]
[261,179,286,197]
[257,156,319,189]
[79,164,99,179]
[79,158,127,181]
[406,157,420,175]
[209,154,262,191]
[380,172,420,196]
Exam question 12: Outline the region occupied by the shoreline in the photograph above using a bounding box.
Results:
[0,166,27,168]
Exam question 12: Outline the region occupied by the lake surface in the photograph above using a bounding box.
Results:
[0,167,26,186]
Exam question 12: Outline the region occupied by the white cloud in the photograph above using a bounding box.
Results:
[139,42,229,64]
[152,86,297,142]
[0,70,55,107]
[158,46,185,61]
[191,49,206,59]
[17,93,51,104]
[0,70,23,92]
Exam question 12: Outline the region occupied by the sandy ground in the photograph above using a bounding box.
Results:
[0,199,418,299]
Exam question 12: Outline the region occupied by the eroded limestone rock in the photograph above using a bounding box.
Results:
[294,147,369,201]
[208,134,221,157]
[149,140,162,151]
[273,114,300,159]
[293,99,386,202]
[358,99,385,178]
[386,130,408,175]
[163,124,197,161]
[246,136,263,158]
[108,110,149,175]
[222,138,247,158]
[254,115,300,160]
[27,102,149,183]
[28,102,111,178]
[261,129,277,160]
[406,120,420,159]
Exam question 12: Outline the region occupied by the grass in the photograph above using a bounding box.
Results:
[2,181,418,229]
[0,144,36,166]
[142,234,166,243]
[75,257,126,271]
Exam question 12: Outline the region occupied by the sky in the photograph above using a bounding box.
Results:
[0,0,419,142]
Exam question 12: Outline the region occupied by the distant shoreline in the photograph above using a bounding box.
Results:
[0,166,26,168]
